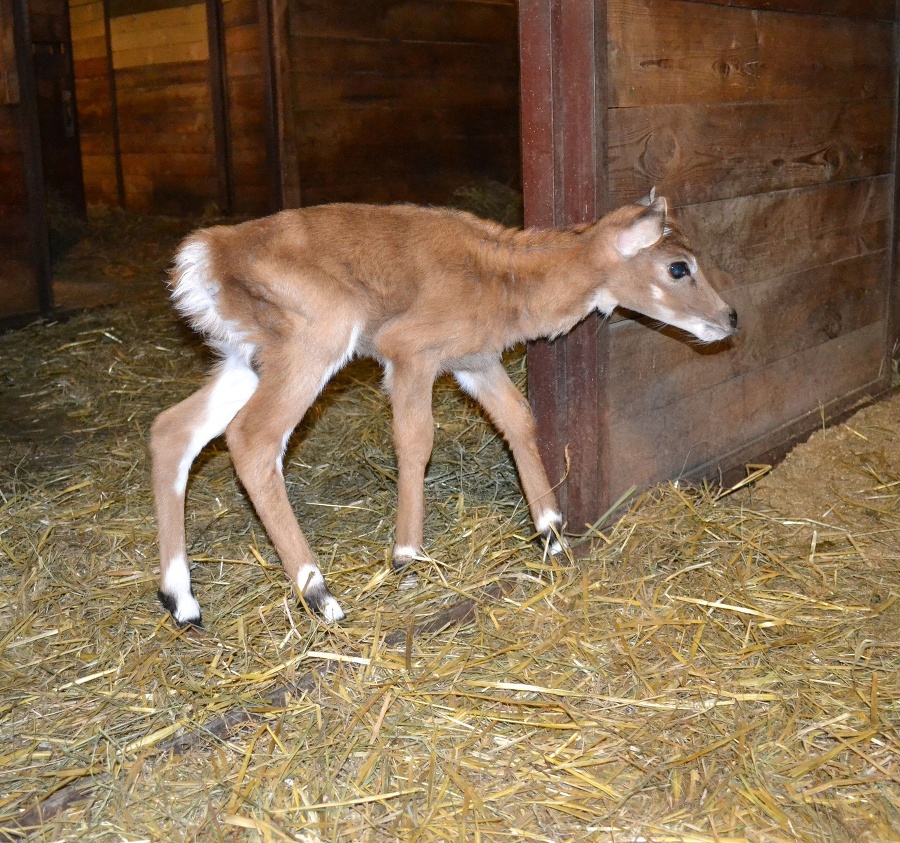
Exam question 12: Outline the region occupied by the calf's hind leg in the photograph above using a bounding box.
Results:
[151,354,259,625]
[225,347,348,623]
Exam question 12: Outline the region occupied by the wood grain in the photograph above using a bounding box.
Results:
[281,0,520,207]
[607,321,886,498]
[673,178,892,287]
[609,0,893,107]
[683,0,895,20]
[1,0,20,104]
[607,99,893,205]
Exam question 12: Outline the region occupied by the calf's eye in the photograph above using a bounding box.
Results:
[668,261,690,280]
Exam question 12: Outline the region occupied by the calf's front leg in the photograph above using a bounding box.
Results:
[454,360,564,554]
[385,360,437,569]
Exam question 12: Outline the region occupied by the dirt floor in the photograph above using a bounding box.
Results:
[0,207,897,841]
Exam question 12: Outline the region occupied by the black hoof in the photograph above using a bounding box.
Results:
[392,554,413,572]
[158,589,203,628]
[300,581,346,623]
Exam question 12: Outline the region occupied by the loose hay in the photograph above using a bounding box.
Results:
[0,211,898,842]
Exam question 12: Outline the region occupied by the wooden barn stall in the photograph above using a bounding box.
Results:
[67,0,273,213]
[521,0,900,531]
[66,0,520,214]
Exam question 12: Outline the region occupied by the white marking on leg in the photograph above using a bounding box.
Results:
[276,429,292,474]
[547,536,565,556]
[317,322,361,394]
[453,370,480,397]
[393,545,420,560]
[381,360,394,391]
[174,354,260,494]
[536,510,562,533]
[537,509,565,555]
[162,553,201,623]
[318,594,345,624]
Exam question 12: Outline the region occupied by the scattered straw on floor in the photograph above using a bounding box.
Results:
[0,211,898,842]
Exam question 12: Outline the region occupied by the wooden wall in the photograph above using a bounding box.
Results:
[68,0,271,214]
[276,0,520,207]
[0,0,51,323]
[222,0,271,213]
[604,0,896,500]
[69,0,117,204]
[70,0,216,212]
[523,0,898,525]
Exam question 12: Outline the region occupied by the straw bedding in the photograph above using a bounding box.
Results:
[0,207,897,841]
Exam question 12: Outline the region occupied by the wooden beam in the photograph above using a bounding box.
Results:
[520,0,610,532]
[256,0,282,211]
[12,0,52,314]
[0,0,19,104]
[101,0,125,207]
[205,0,232,213]
[889,0,900,374]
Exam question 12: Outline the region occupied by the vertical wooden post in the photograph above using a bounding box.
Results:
[1,0,20,104]
[206,0,233,214]
[519,0,609,531]
[889,0,900,374]
[13,0,52,314]
[257,0,283,211]
[100,0,124,208]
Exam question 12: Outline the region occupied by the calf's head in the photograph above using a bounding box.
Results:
[594,193,738,343]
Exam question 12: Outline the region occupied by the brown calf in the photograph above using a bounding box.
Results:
[151,193,737,625]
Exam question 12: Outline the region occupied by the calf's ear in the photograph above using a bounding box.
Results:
[615,200,667,257]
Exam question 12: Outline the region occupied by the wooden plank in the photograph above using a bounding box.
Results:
[607,321,886,498]
[675,177,892,288]
[69,0,104,28]
[282,0,516,45]
[271,0,294,207]
[683,0,895,20]
[80,153,121,204]
[221,0,257,28]
[223,21,259,56]
[889,0,900,382]
[206,0,232,211]
[287,36,518,81]
[608,98,893,206]
[1,0,21,103]
[107,0,203,17]
[290,134,519,197]
[109,3,208,68]
[224,44,262,79]
[0,148,27,203]
[608,249,889,419]
[609,0,893,107]
[72,34,108,61]
[117,129,213,152]
[289,71,515,112]
[110,6,207,51]
[9,0,51,314]
[101,0,125,205]
[113,57,208,86]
